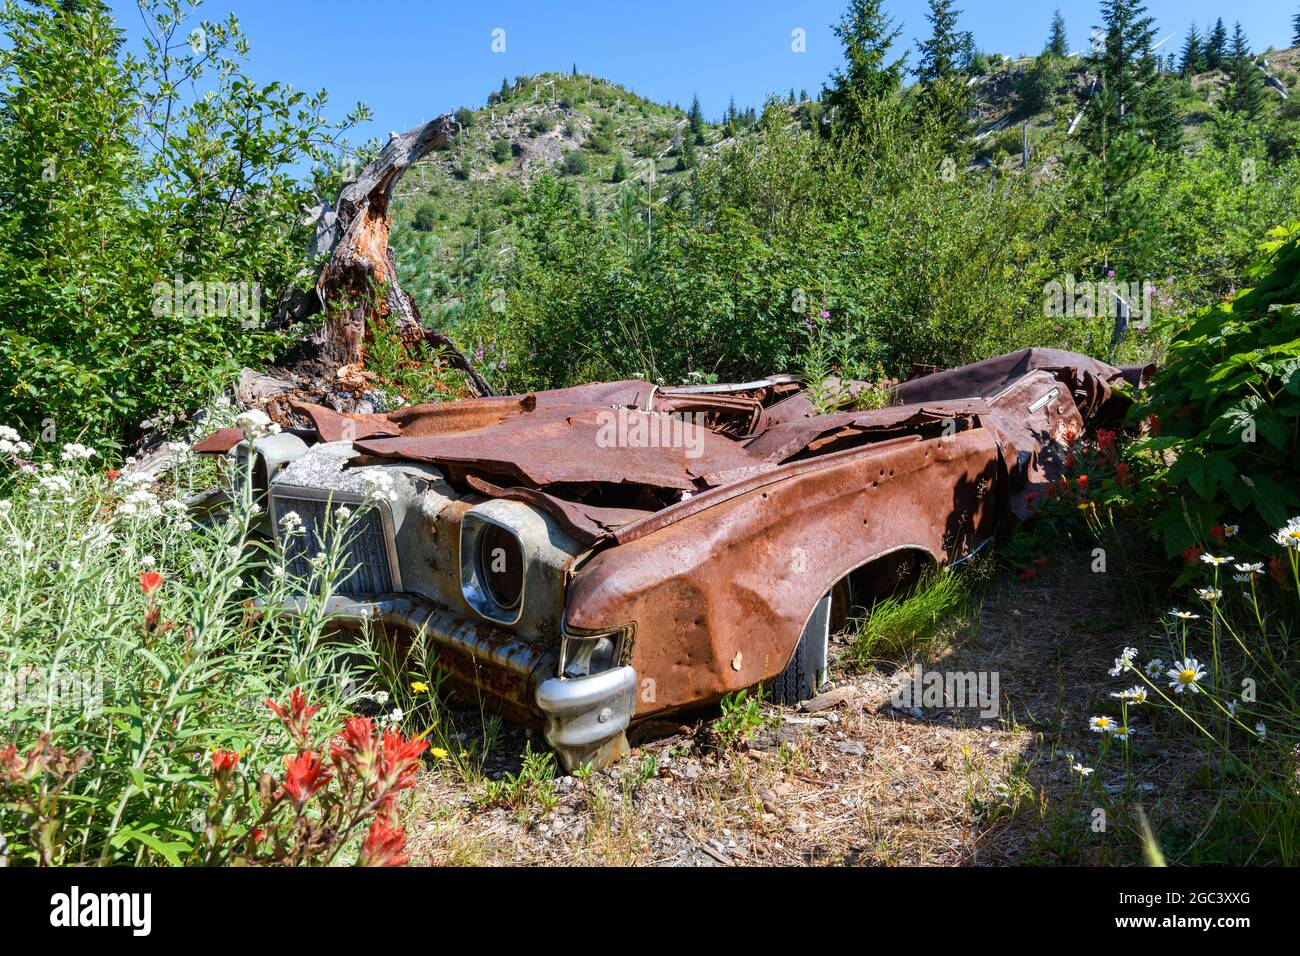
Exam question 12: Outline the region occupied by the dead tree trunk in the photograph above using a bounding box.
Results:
[276,114,493,397]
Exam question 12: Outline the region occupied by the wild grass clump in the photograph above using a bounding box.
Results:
[850,570,970,667]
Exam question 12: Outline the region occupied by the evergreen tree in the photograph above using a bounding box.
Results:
[914,0,970,148]
[1180,23,1204,74]
[1046,8,1068,57]
[1226,22,1265,120]
[1293,10,1300,47]
[959,31,976,70]
[1206,18,1228,70]
[1095,0,1158,127]
[500,76,511,99]
[916,0,963,81]
[822,0,904,134]
[610,153,627,183]
[687,93,705,144]
[1142,74,1184,151]
[676,135,698,171]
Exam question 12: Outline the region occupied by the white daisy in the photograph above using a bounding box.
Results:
[1169,609,1200,620]
[1272,517,1300,551]
[1144,658,1165,678]
[1110,686,1148,704]
[1071,762,1094,777]
[1196,587,1222,602]
[1167,657,1206,694]
[1108,646,1139,676]
[1200,554,1234,566]
[1089,715,1117,734]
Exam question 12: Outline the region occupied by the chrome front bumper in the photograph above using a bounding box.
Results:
[268,594,637,771]
[536,665,637,771]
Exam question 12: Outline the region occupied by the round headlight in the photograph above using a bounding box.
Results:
[478,523,524,611]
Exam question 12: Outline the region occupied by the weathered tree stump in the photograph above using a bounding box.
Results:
[275,114,493,398]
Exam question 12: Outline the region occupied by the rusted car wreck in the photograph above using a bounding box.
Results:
[201,347,1149,770]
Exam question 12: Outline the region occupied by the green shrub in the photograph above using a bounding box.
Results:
[561,149,590,175]
[492,138,513,163]
[411,199,439,232]
[0,1,365,446]
[1129,223,1300,555]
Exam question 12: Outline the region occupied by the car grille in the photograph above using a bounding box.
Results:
[270,491,396,596]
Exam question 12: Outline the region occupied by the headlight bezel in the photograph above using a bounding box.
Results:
[459,507,529,626]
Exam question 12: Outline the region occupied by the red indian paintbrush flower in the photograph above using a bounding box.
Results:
[267,688,320,748]
[377,728,428,796]
[1076,474,1089,492]
[357,817,410,867]
[139,571,165,597]
[280,750,331,812]
[330,716,380,785]
[211,749,241,778]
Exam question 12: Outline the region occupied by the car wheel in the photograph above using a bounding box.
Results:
[767,591,831,706]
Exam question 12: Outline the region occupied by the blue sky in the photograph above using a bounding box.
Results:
[108,1,1295,142]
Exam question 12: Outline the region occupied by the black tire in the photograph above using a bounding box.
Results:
[767,592,831,706]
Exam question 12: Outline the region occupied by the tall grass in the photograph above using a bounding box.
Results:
[849,569,970,667]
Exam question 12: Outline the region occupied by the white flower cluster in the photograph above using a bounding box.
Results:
[30,474,74,502]
[111,469,159,518]
[235,409,280,440]
[0,425,33,458]
[279,510,304,535]
[360,470,398,503]
[60,443,96,462]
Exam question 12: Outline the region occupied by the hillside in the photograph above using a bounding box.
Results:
[390,50,1300,319]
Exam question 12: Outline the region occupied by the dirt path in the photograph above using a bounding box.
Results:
[404,546,1204,866]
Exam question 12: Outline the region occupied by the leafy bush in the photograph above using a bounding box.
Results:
[492,138,513,163]
[561,149,590,175]
[1129,223,1300,555]
[1019,54,1066,114]
[410,199,439,232]
[0,1,366,445]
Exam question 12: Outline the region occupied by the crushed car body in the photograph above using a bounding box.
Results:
[197,348,1152,770]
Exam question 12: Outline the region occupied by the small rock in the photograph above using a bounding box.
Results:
[800,685,858,713]
[834,739,867,756]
